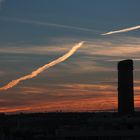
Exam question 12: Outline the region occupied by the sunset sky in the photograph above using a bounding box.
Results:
[0,0,140,113]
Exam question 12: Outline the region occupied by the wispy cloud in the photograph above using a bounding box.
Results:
[0,46,67,54]
[61,58,113,73]
[3,81,140,113]
[0,17,100,33]
[0,42,84,91]
[0,97,117,113]
[1,37,140,57]
[83,37,140,57]
[105,58,140,62]
[0,83,117,113]
[17,83,116,96]
[1,43,140,57]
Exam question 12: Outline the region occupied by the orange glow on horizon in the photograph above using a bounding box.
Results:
[0,96,118,113]
[1,93,140,113]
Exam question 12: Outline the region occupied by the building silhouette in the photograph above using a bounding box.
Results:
[118,59,134,115]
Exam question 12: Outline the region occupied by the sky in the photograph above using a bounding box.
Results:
[0,0,140,113]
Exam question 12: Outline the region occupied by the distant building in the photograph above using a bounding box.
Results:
[118,59,134,115]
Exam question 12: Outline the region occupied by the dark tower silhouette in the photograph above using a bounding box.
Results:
[118,59,134,115]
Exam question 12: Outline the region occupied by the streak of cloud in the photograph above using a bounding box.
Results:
[102,25,140,35]
[0,17,99,33]
[0,41,84,91]
[0,97,117,113]
[104,58,140,62]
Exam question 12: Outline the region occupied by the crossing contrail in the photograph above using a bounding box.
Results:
[1,17,139,91]
[0,42,84,91]
[102,25,140,35]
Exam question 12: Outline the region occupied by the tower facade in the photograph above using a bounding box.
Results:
[118,59,134,115]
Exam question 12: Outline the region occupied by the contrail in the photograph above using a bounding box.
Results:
[0,42,84,91]
[102,25,140,35]
[0,17,99,33]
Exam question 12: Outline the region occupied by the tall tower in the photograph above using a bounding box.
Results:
[118,59,134,115]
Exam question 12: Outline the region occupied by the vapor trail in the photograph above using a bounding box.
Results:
[102,25,140,35]
[0,42,84,91]
[0,17,99,33]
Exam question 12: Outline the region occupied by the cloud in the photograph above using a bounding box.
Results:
[2,43,140,57]
[0,42,84,91]
[0,83,117,113]
[0,44,70,54]
[1,36,140,58]
[0,96,117,113]
[102,25,140,35]
[104,58,140,62]
[2,81,140,113]
[60,58,113,73]
[0,17,100,34]
[18,83,116,96]
[1,36,140,80]
[83,37,140,57]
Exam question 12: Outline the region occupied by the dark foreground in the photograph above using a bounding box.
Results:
[1,112,140,140]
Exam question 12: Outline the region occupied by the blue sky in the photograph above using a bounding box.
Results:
[0,0,140,113]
